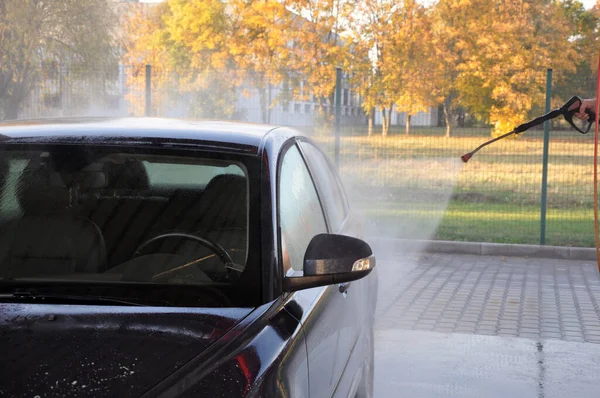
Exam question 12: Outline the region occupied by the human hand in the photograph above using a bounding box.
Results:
[574,98,597,120]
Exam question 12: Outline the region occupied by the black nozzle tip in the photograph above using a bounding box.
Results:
[461,153,472,163]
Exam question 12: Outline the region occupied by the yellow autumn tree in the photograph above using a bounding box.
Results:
[388,0,435,135]
[285,0,356,125]
[549,1,598,115]
[433,0,579,136]
[347,0,403,136]
[429,0,484,137]
[229,0,294,123]
[123,0,313,121]
[482,0,578,135]
[122,3,170,116]
[348,0,436,136]
[123,0,241,118]
[159,0,242,118]
[345,36,377,135]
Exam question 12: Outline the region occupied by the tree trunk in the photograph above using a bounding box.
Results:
[259,86,267,124]
[381,107,388,136]
[443,93,459,138]
[368,110,373,136]
[457,108,465,127]
[266,84,272,124]
[405,114,411,135]
[328,92,335,124]
[437,105,445,127]
[386,104,393,136]
[443,101,453,138]
[318,97,328,127]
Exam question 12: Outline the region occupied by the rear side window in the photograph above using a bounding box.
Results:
[299,141,348,232]
[143,162,245,189]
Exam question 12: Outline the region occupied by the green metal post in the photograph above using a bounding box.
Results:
[540,68,552,245]
[145,65,152,117]
[334,68,342,170]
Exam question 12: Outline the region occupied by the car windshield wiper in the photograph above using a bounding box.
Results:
[0,290,165,306]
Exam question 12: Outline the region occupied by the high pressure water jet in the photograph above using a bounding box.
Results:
[461,96,596,163]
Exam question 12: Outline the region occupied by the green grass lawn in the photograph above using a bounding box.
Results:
[313,127,598,247]
[360,201,594,247]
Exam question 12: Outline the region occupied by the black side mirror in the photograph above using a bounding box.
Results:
[283,234,376,292]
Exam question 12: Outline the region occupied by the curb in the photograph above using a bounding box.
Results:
[369,237,597,261]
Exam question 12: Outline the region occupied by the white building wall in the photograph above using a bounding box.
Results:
[374,106,438,127]
[235,85,367,127]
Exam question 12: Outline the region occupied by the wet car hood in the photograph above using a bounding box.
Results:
[0,303,253,397]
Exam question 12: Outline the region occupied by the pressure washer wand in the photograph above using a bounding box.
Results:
[461,130,520,163]
[461,96,596,163]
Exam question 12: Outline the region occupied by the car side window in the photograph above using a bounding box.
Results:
[279,144,328,273]
[299,141,348,232]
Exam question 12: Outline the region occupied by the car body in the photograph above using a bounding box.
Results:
[0,118,377,398]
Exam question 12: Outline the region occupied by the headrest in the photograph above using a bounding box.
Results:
[61,162,107,190]
[16,158,150,214]
[201,174,247,229]
[62,160,149,192]
[17,163,73,215]
[102,160,149,190]
[204,174,246,195]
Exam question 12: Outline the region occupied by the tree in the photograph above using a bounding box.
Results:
[431,0,579,137]
[487,0,577,135]
[347,0,400,136]
[123,0,243,118]
[124,0,301,121]
[388,0,435,135]
[158,0,233,71]
[122,3,169,116]
[0,0,117,120]
[229,0,293,123]
[551,0,599,112]
[348,0,434,136]
[345,37,377,135]
[285,0,355,126]
[429,0,477,137]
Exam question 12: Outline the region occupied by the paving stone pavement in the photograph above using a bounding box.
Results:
[373,248,600,343]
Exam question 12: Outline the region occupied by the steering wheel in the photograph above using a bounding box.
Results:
[134,232,234,265]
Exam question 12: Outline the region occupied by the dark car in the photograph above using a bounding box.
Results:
[0,118,377,398]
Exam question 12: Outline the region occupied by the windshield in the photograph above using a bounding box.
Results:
[0,145,250,291]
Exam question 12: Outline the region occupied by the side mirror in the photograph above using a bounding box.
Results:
[283,234,376,292]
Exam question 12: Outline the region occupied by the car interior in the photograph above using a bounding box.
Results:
[0,150,249,285]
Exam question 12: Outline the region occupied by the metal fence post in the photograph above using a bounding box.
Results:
[145,65,152,117]
[334,67,342,170]
[540,68,552,245]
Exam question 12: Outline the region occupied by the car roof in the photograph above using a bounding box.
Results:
[0,117,297,155]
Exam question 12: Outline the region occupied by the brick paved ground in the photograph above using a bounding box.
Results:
[374,249,600,343]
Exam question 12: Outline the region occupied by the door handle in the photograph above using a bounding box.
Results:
[339,282,350,294]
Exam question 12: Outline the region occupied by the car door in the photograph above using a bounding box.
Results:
[298,140,371,396]
[278,142,356,398]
